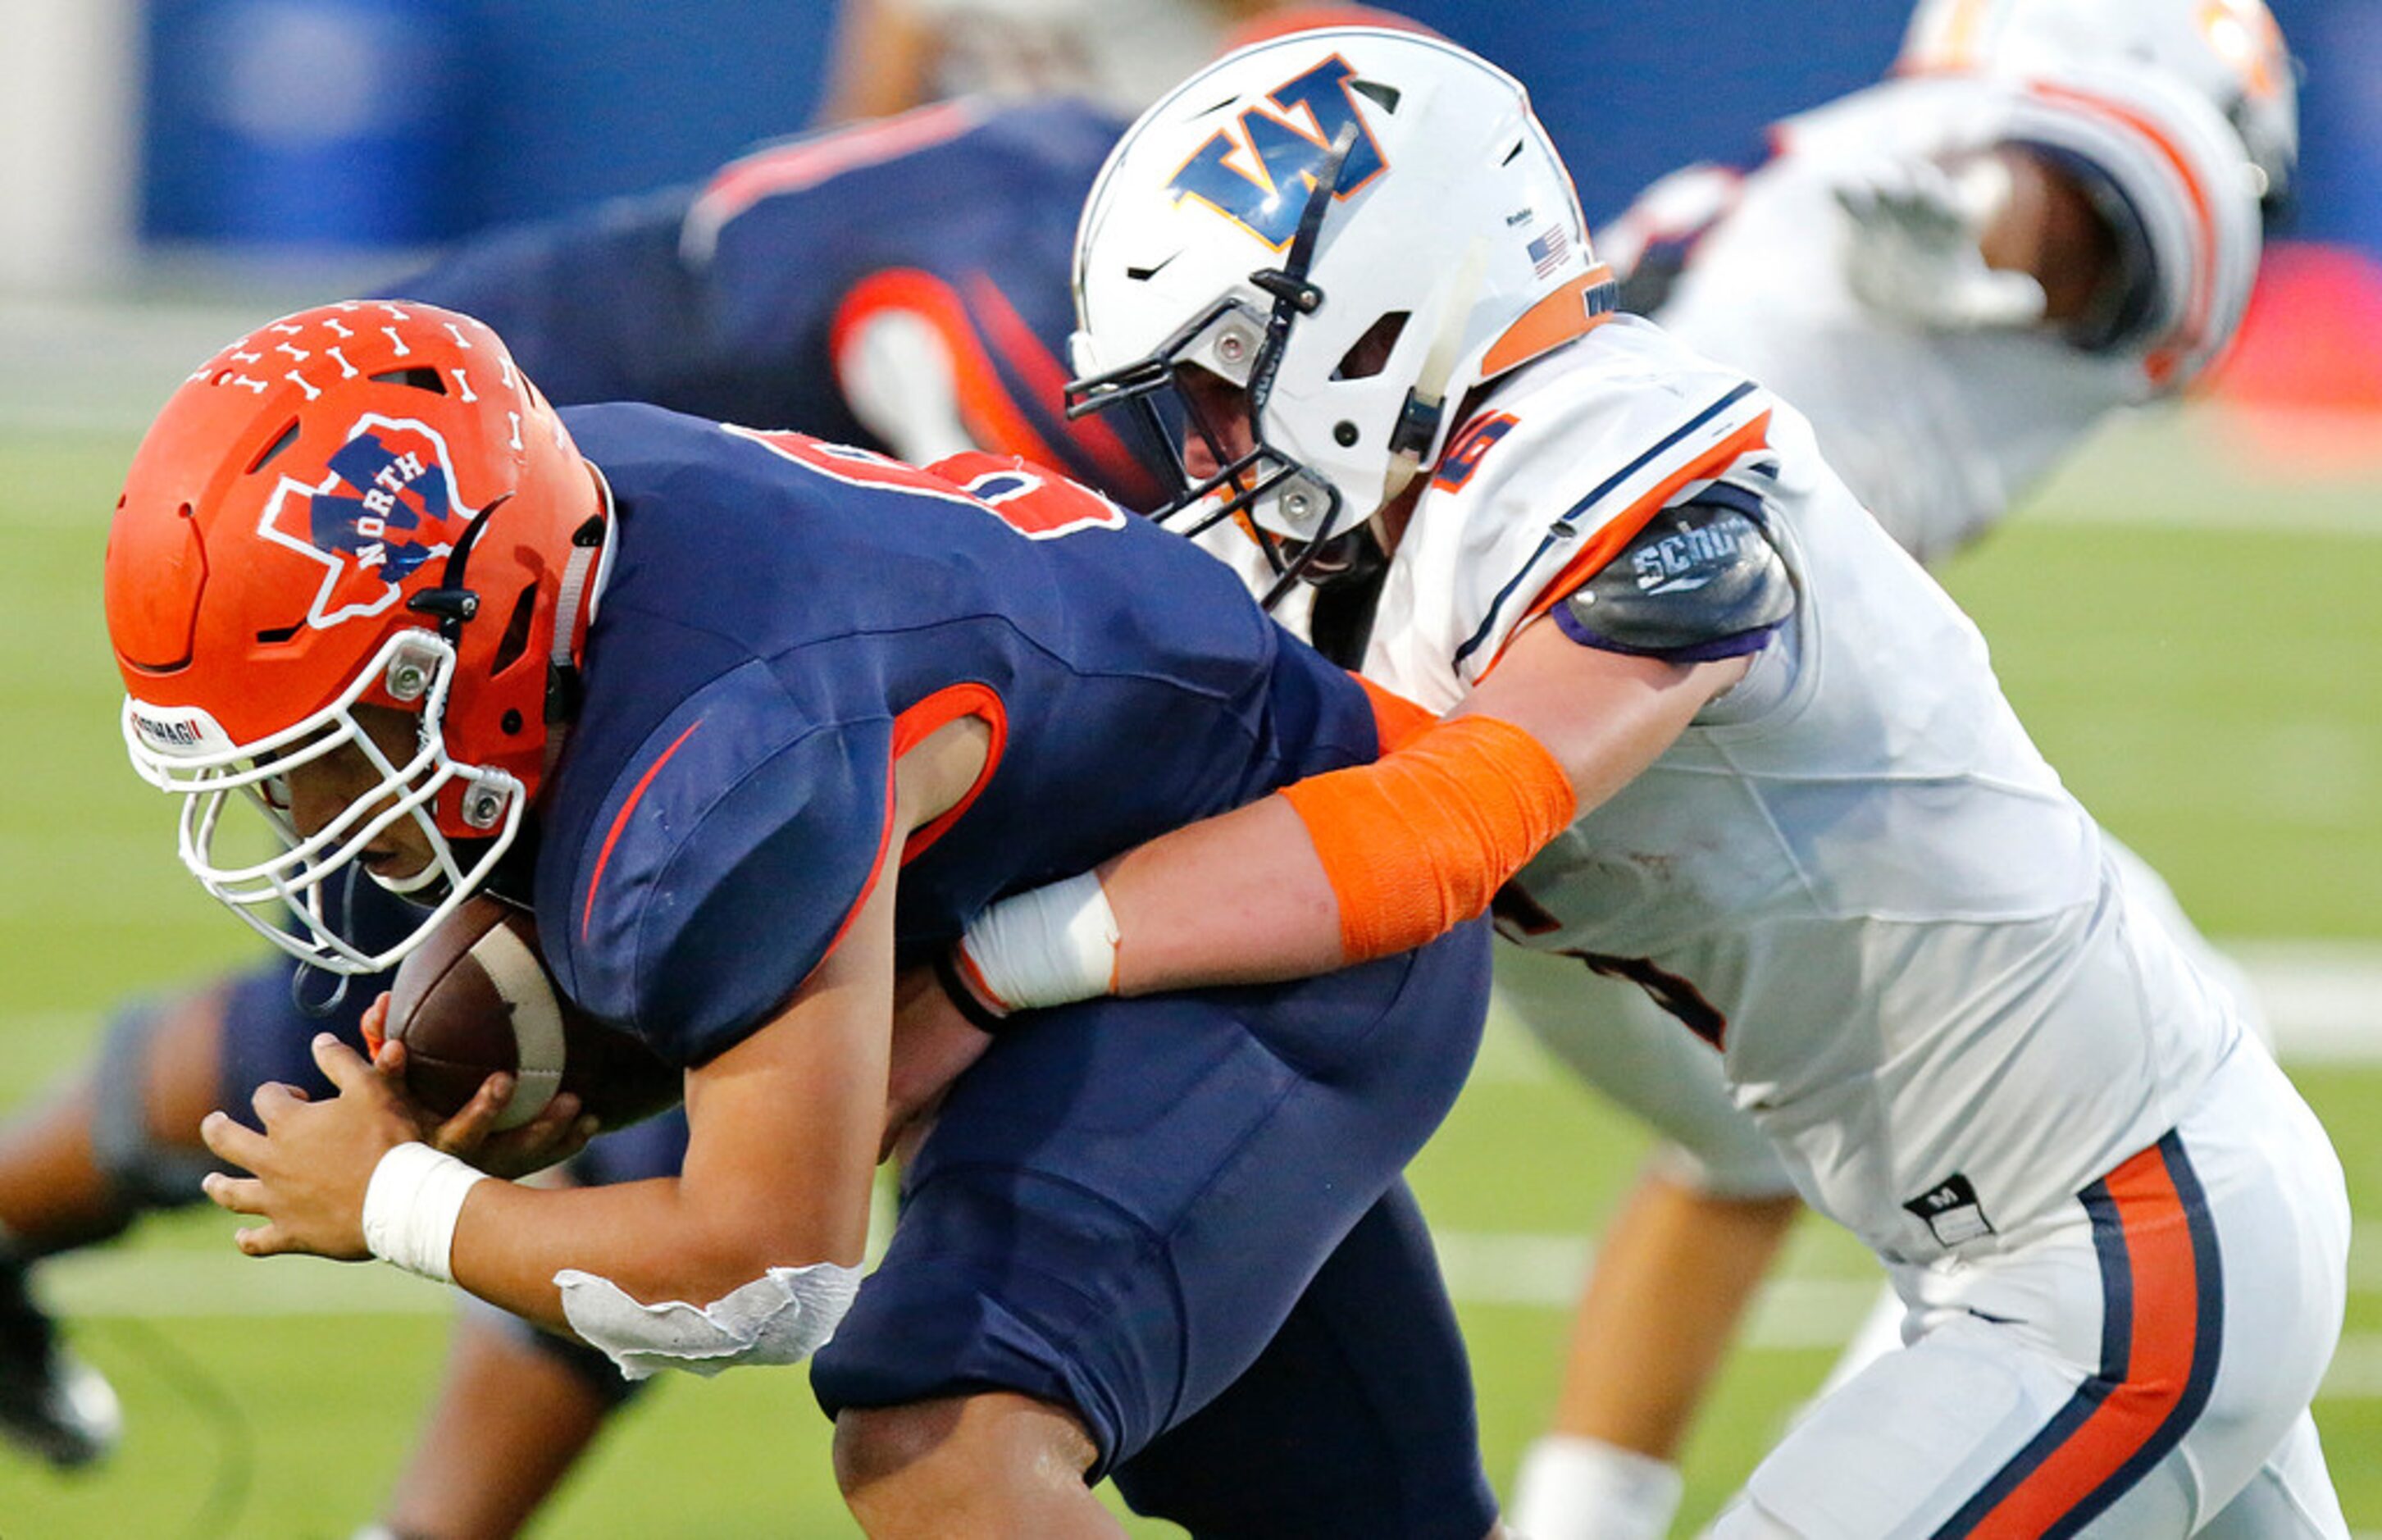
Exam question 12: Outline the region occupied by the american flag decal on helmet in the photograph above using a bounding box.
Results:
[1527,226,1570,278]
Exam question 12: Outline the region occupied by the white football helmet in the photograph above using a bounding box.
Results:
[1898,0,2298,216]
[1066,26,1614,591]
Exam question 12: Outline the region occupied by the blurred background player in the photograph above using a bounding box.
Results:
[818,0,1314,123]
[1459,2,2304,1534]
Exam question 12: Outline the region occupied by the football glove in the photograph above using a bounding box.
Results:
[1836,153,2047,332]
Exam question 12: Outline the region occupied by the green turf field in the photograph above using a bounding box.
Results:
[1,414,2375,1536]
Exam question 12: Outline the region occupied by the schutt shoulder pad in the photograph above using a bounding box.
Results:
[1557,481,1795,662]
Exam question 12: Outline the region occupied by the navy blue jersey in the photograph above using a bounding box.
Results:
[393,98,1159,504]
[532,403,1387,1065]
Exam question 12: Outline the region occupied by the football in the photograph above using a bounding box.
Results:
[383,895,681,1132]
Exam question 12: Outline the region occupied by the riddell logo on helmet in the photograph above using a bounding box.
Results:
[1166,56,1389,249]
[256,415,479,631]
[127,703,233,759]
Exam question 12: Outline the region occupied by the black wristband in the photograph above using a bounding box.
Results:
[933,947,1012,1036]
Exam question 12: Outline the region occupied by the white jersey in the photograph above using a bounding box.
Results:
[1601,66,2263,562]
[1366,316,2243,1264]
[897,0,1227,116]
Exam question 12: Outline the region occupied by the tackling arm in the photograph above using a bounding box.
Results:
[963,626,1746,1005]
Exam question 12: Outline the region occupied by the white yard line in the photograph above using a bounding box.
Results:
[39,1225,2382,1404]
[2232,941,2382,1064]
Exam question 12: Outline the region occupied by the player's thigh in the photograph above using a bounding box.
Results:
[2161,1048,2351,1510]
[1717,1310,2203,1538]
[1493,945,1794,1198]
[1724,1050,2348,1538]
[1109,1181,1499,1540]
[812,924,1493,1474]
[2196,1413,2351,1540]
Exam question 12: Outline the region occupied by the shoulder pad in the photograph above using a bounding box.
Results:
[1557,483,1795,661]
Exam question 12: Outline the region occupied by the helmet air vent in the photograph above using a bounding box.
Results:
[1350,80,1400,113]
[371,367,449,394]
[247,420,302,475]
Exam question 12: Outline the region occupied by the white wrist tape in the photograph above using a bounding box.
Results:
[555,1261,863,1380]
[955,871,1120,1011]
[362,1142,488,1283]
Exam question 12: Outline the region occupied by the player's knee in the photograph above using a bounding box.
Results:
[834,1403,941,1505]
[833,1393,1095,1525]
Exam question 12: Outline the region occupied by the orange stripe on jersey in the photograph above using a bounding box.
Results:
[685,101,984,253]
[958,272,1164,508]
[1474,410,1774,682]
[808,759,901,982]
[892,681,1009,862]
[1934,1134,2223,1537]
[1219,6,1446,52]
[805,690,998,986]
[1281,713,1577,964]
[2030,82,2221,386]
[581,719,705,943]
[1481,267,1617,379]
[831,268,1068,467]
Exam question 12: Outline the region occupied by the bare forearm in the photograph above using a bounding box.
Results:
[449,1170,866,1336]
[959,636,1741,1009]
[1099,797,1346,994]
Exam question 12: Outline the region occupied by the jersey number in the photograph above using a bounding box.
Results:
[1493,881,1729,1047]
[1574,953,1728,1049]
[725,429,1127,540]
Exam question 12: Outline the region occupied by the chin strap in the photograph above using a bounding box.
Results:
[289,864,367,1018]
[541,471,616,780]
[1383,237,1489,505]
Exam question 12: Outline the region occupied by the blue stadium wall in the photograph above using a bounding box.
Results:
[140,0,2377,257]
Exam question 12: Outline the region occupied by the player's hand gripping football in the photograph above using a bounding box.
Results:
[357,991,602,1180]
[196,1031,427,1261]
[196,1018,594,1262]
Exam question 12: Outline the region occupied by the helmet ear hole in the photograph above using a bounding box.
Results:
[1333,312,1410,380]
[489,582,540,677]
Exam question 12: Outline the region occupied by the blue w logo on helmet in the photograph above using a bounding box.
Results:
[1167,57,1388,248]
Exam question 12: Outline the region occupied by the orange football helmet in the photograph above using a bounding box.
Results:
[106,300,611,973]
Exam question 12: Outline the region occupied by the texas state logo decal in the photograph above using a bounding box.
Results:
[256,415,478,630]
